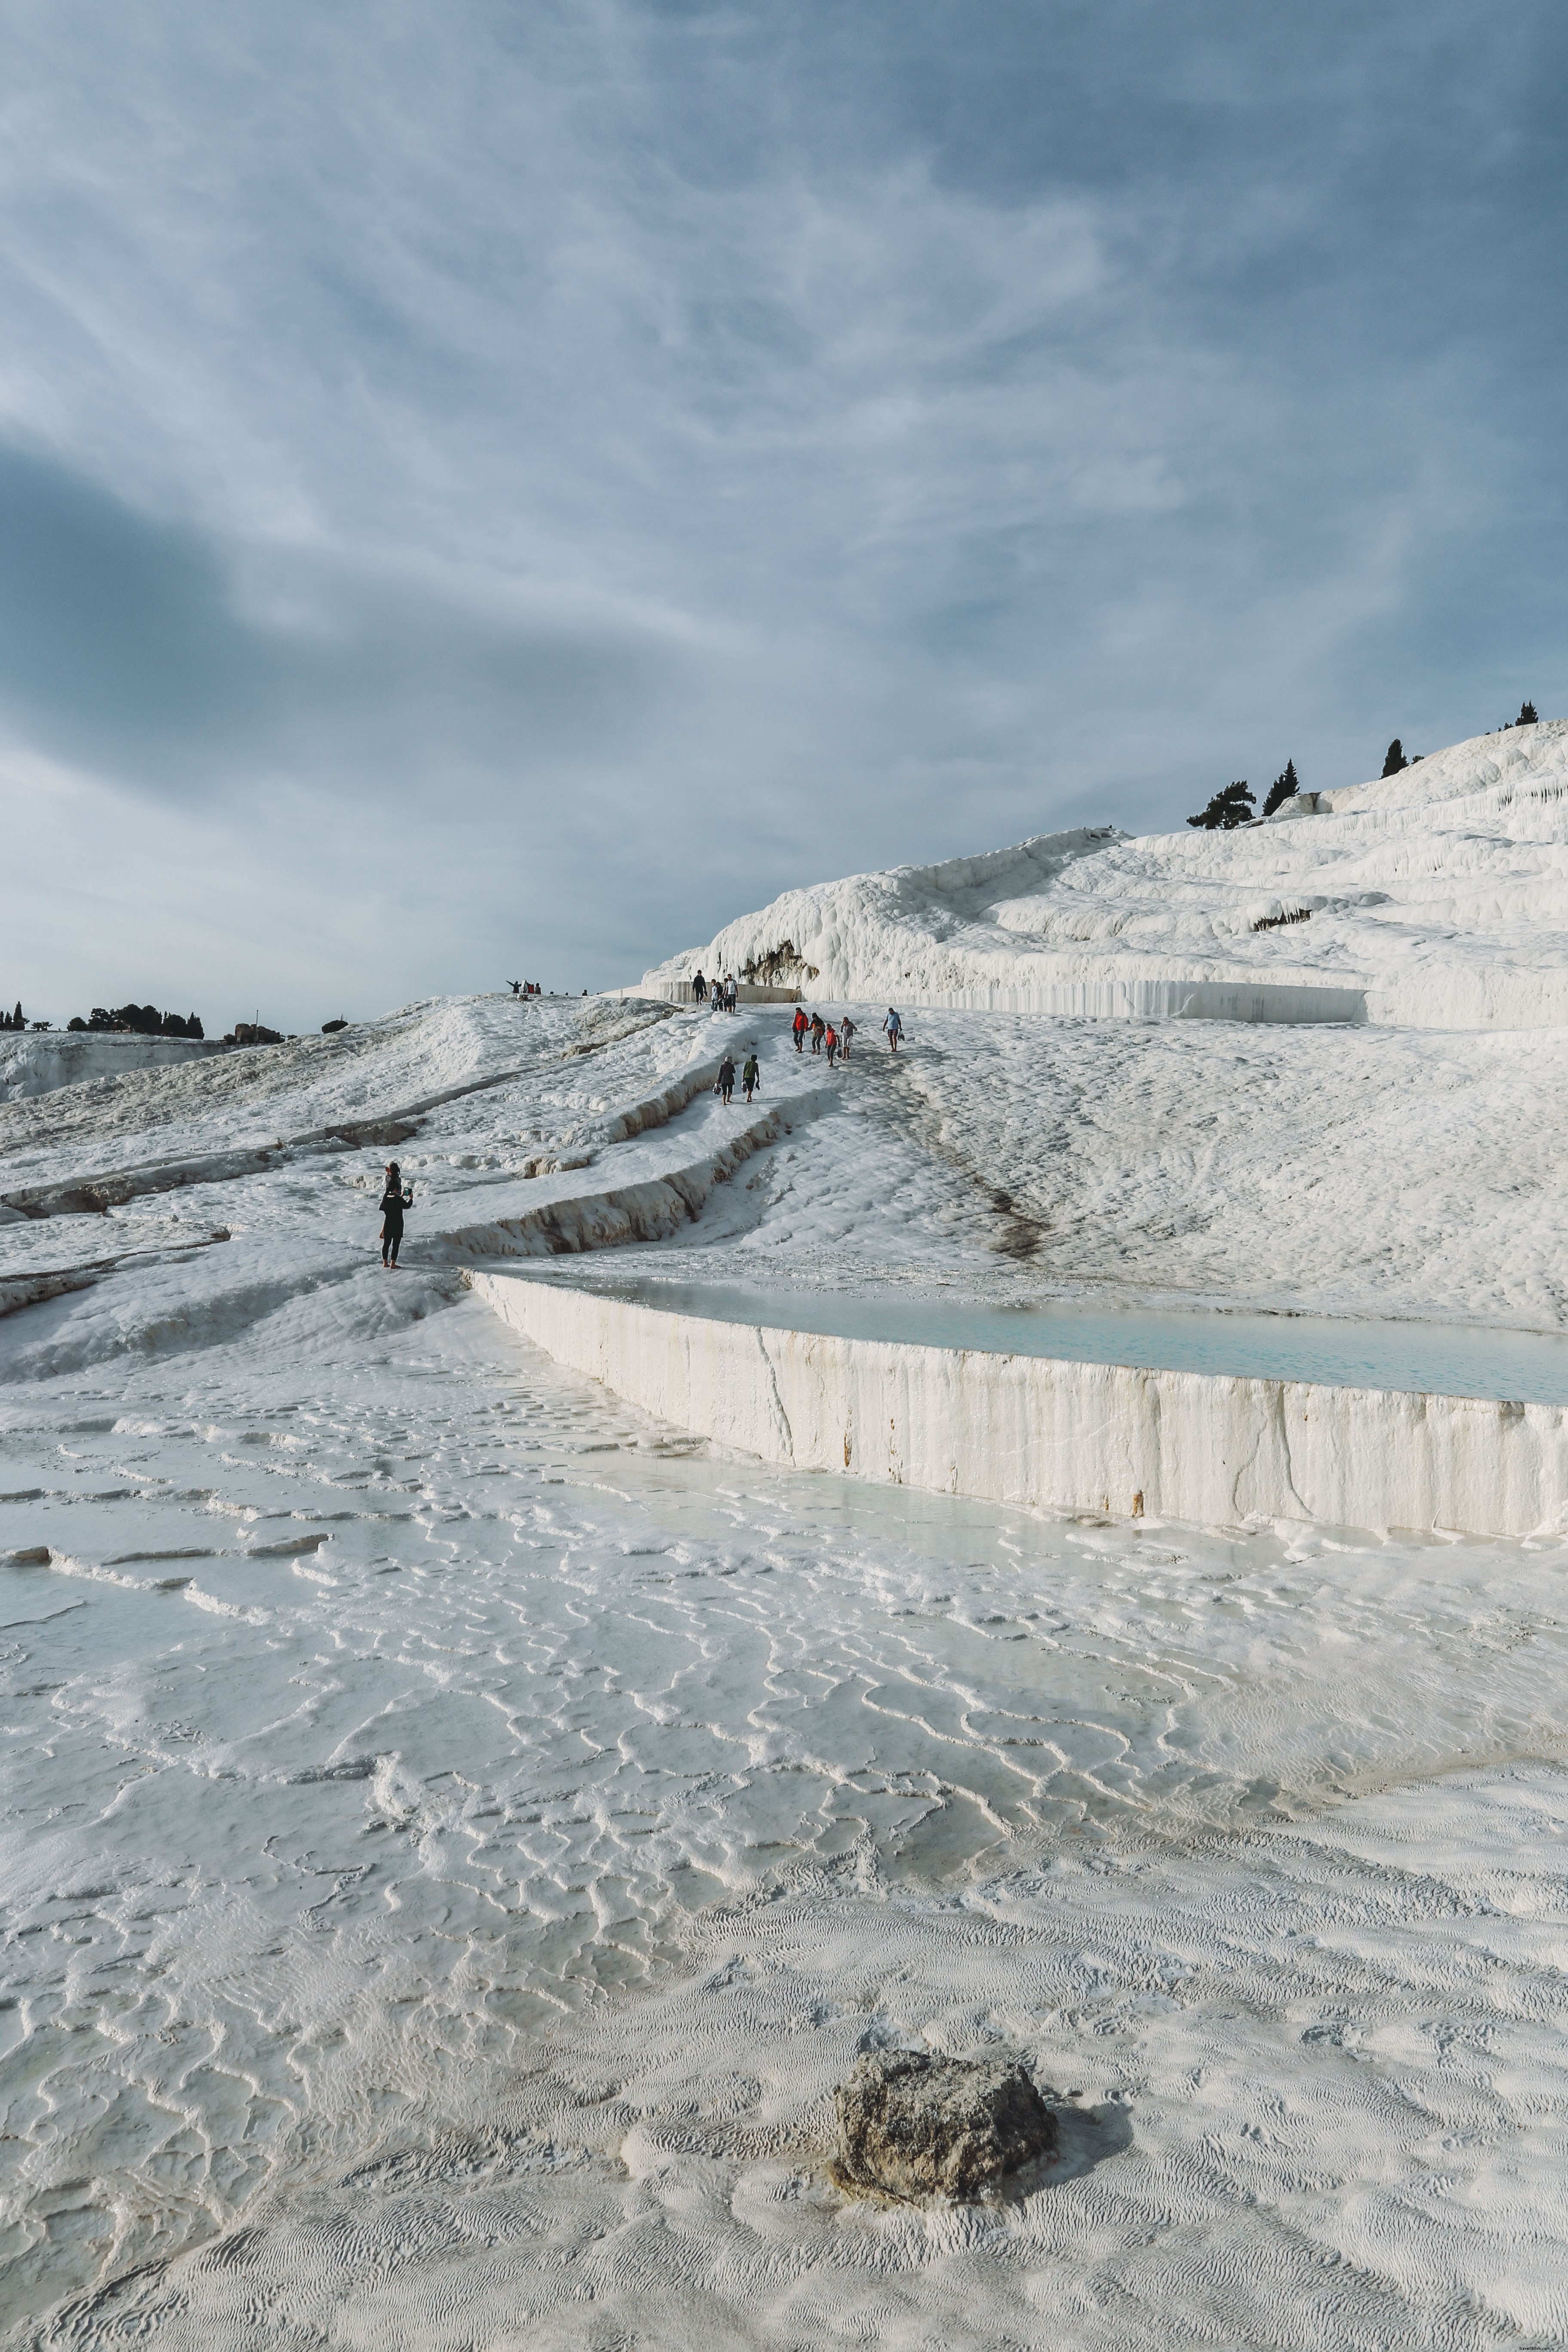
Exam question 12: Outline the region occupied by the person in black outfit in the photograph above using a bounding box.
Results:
[379,1161,413,1266]
[717,1054,736,1105]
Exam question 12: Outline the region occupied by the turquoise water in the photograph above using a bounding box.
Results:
[519,1271,1568,1405]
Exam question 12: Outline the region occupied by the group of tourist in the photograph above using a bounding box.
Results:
[508,980,545,997]
[691,970,741,1012]
[790,1004,902,1063]
[687,972,903,1062]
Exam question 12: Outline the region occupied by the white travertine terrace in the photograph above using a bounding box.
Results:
[475,1271,1568,1540]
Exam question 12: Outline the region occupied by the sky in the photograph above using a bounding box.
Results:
[2,0,1565,1030]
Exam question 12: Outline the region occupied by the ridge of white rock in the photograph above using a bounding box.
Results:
[640,720,1568,1028]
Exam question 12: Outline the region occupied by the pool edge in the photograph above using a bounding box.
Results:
[469,1271,1568,1540]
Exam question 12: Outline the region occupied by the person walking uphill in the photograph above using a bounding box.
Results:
[883,1007,903,1053]
[717,1052,737,1105]
[378,1162,413,1267]
[742,1050,760,1103]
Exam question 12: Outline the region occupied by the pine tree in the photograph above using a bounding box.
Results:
[1187,781,1256,830]
[1263,759,1300,818]
[11,1002,21,1030]
[1381,739,1408,778]
[1519,700,1539,725]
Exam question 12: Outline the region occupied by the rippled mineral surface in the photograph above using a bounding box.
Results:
[5,1282,1568,2348]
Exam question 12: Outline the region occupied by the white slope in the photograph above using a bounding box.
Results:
[642,718,1568,1028]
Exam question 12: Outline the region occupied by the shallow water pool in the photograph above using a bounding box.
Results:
[522,1270,1568,1404]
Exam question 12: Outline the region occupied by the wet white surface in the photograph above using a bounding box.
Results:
[4,1286,1568,2346]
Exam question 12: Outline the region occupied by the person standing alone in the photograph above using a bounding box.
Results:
[378,1162,413,1267]
[883,1007,903,1053]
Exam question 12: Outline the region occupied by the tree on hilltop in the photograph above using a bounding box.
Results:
[1187,781,1256,830]
[1381,739,1409,778]
[1519,700,1539,725]
[1263,759,1300,818]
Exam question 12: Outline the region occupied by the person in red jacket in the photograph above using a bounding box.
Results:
[792,1007,808,1052]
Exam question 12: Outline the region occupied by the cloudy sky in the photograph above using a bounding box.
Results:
[2,1,1564,1029]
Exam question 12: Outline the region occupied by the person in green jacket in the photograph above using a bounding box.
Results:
[742,1051,760,1103]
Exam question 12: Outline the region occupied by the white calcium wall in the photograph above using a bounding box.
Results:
[472,1274,1568,1539]
[885,977,1368,1023]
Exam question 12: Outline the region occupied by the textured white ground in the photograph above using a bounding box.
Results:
[3,775,1568,2347]
[642,719,1568,1029]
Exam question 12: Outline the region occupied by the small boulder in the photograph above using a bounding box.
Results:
[833,2050,1056,2202]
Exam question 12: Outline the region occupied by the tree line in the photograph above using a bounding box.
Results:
[67,1004,205,1037]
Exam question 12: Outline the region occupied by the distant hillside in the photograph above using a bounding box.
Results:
[640,721,1568,1029]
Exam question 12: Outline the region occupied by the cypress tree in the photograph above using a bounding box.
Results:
[1263,759,1301,818]
[1381,739,1408,778]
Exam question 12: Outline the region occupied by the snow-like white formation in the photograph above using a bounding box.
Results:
[641,719,1568,1028]
[476,1273,1568,1538]
[0,1028,218,1102]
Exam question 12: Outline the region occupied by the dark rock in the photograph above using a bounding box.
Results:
[322,1018,348,1033]
[833,2050,1057,2202]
